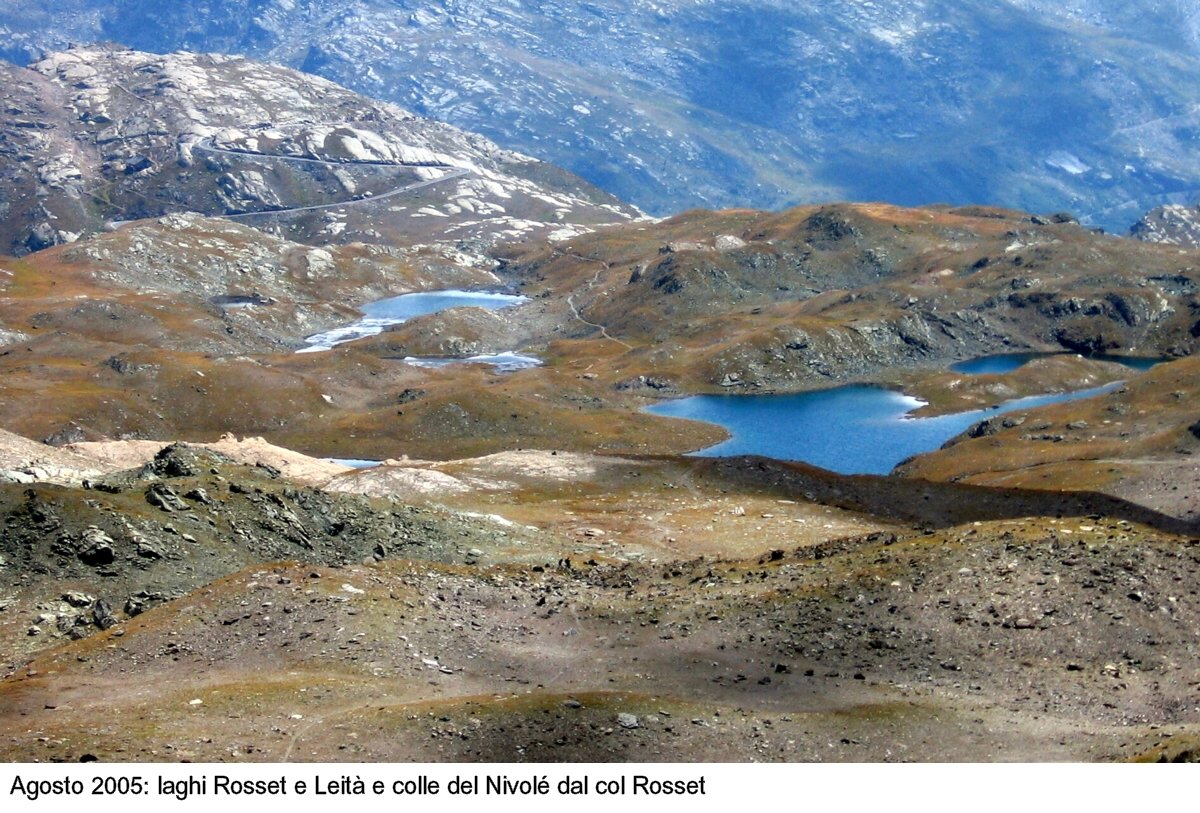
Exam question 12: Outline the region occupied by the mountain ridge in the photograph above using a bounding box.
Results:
[0,43,639,256]
[5,1,1200,229]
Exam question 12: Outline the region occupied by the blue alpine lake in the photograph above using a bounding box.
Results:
[950,351,1163,375]
[299,290,528,353]
[646,381,1121,475]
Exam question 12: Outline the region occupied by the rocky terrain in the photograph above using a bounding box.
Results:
[1131,204,1200,247]
[898,355,1200,523]
[0,38,1198,764]
[487,204,1200,394]
[2,198,1199,474]
[0,443,538,663]
[2,504,1198,760]
[0,45,638,256]
[1,215,1198,761]
[5,2,1200,230]
[1,427,1198,762]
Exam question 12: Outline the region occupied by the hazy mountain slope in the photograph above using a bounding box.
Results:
[3,1,1200,229]
[0,44,638,255]
[1005,0,1200,47]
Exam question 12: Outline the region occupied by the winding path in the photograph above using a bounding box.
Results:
[556,251,634,351]
[97,75,470,224]
[192,138,470,219]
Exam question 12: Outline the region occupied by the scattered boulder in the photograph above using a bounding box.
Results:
[62,591,95,607]
[24,222,59,252]
[805,209,860,245]
[966,418,999,439]
[615,375,676,393]
[92,599,117,629]
[104,355,155,376]
[1054,325,1121,355]
[149,444,206,478]
[78,527,116,566]
[42,423,89,446]
[135,539,164,559]
[183,487,212,505]
[146,483,189,512]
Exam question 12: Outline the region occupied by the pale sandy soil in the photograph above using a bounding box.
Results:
[0,428,106,483]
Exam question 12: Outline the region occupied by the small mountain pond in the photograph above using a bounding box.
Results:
[298,290,533,371]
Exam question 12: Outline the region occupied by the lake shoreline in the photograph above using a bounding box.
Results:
[645,353,1134,475]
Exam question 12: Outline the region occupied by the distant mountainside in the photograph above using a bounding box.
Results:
[0,44,637,255]
[1130,204,1200,247]
[3,1,1200,230]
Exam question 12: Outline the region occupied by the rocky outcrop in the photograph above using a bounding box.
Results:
[1130,204,1200,247]
[0,442,533,654]
[507,203,1200,395]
